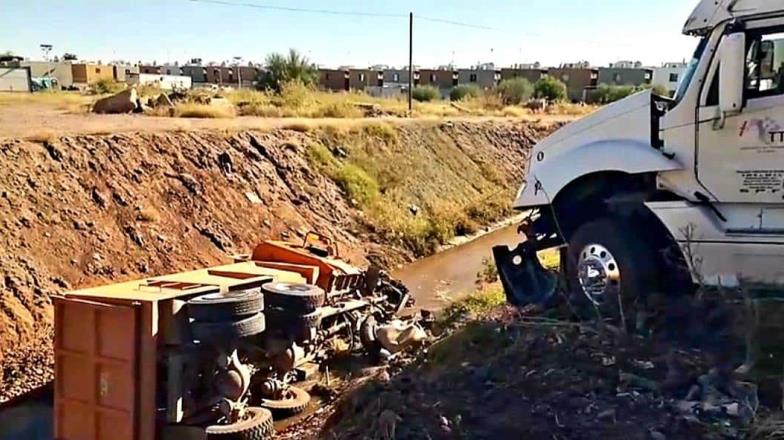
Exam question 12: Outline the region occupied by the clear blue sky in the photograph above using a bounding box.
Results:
[1,0,698,68]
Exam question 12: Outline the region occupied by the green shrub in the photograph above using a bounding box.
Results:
[594,84,637,104]
[259,49,318,92]
[412,86,440,102]
[450,85,481,101]
[335,164,379,205]
[497,78,534,105]
[92,78,125,95]
[534,76,568,101]
[640,83,670,97]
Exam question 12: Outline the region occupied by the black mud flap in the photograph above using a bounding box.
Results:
[493,242,558,307]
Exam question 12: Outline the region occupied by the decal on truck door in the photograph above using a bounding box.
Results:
[737,169,784,195]
[739,118,784,146]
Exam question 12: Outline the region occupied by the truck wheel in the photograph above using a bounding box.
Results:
[206,407,274,440]
[260,385,311,417]
[565,218,658,328]
[191,313,266,343]
[188,290,264,322]
[262,282,325,313]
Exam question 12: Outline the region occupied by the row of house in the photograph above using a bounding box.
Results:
[316,61,686,102]
[0,55,687,102]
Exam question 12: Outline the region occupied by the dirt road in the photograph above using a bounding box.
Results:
[0,101,573,139]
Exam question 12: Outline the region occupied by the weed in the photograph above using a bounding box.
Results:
[27,131,58,144]
[174,103,235,119]
[307,142,337,168]
[361,122,397,143]
[318,102,363,118]
[476,257,499,285]
[284,121,311,133]
[91,78,125,95]
[434,285,507,334]
[334,164,379,205]
[137,208,161,223]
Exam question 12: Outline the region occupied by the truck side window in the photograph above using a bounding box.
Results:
[746,31,784,99]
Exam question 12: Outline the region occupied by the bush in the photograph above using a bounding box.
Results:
[92,78,125,95]
[594,84,637,104]
[640,83,670,97]
[173,103,235,119]
[260,49,318,92]
[534,76,568,102]
[335,164,379,205]
[412,86,440,102]
[497,78,534,105]
[450,85,481,101]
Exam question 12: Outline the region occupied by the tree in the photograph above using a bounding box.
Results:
[450,84,481,101]
[412,86,440,102]
[497,78,534,105]
[534,76,568,102]
[260,49,318,92]
[62,53,78,61]
[594,84,637,104]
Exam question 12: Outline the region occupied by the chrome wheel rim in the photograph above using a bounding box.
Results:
[576,244,620,305]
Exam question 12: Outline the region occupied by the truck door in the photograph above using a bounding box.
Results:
[697,29,784,204]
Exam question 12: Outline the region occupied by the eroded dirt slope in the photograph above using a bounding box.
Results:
[0,120,554,399]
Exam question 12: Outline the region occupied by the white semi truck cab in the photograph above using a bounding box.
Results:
[495,0,784,318]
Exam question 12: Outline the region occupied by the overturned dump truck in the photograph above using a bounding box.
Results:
[53,233,414,440]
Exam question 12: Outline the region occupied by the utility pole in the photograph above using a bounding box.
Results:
[408,12,413,114]
[234,56,242,88]
[40,44,53,78]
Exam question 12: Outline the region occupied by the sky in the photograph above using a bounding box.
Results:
[0,0,700,69]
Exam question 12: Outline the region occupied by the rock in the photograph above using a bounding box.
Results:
[619,372,659,392]
[177,173,201,195]
[245,192,262,204]
[91,188,107,208]
[112,191,129,207]
[93,88,139,114]
[409,204,420,216]
[124,225,144,247]
[596,408,616,423]
[218,151,233,175]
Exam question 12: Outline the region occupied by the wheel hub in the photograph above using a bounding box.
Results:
[576,244,620,304]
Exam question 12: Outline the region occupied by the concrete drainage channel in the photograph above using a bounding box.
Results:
[0,225,521,440]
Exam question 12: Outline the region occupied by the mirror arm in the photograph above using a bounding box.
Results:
[713,110,727,130]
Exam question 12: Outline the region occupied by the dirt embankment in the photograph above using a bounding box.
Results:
[0,120,555,400]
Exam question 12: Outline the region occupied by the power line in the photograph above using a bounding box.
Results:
[186,0,501,31]
[418,16,501,31]
[187,0,406,18]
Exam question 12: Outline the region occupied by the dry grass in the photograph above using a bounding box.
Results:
[26,130,58,144]
[0,91,92,114]
[174,103,236,119]
[137,208,161,223]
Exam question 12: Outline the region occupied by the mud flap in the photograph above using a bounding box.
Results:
[493,242,558,307]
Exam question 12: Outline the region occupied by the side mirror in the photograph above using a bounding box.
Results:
[719,32,746,115]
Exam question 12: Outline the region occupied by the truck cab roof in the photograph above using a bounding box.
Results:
[685,0,784,35]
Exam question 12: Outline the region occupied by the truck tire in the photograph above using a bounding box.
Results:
[191,313,266,343]
[188,290,264,322]
[565,218,659,329]
[260,386,311,417]
[262,282,325,313]
[205,407,274,440]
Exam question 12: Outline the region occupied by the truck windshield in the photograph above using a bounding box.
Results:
[673,37,708,102]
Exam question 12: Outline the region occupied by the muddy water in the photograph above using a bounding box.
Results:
[393,224,522,311]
